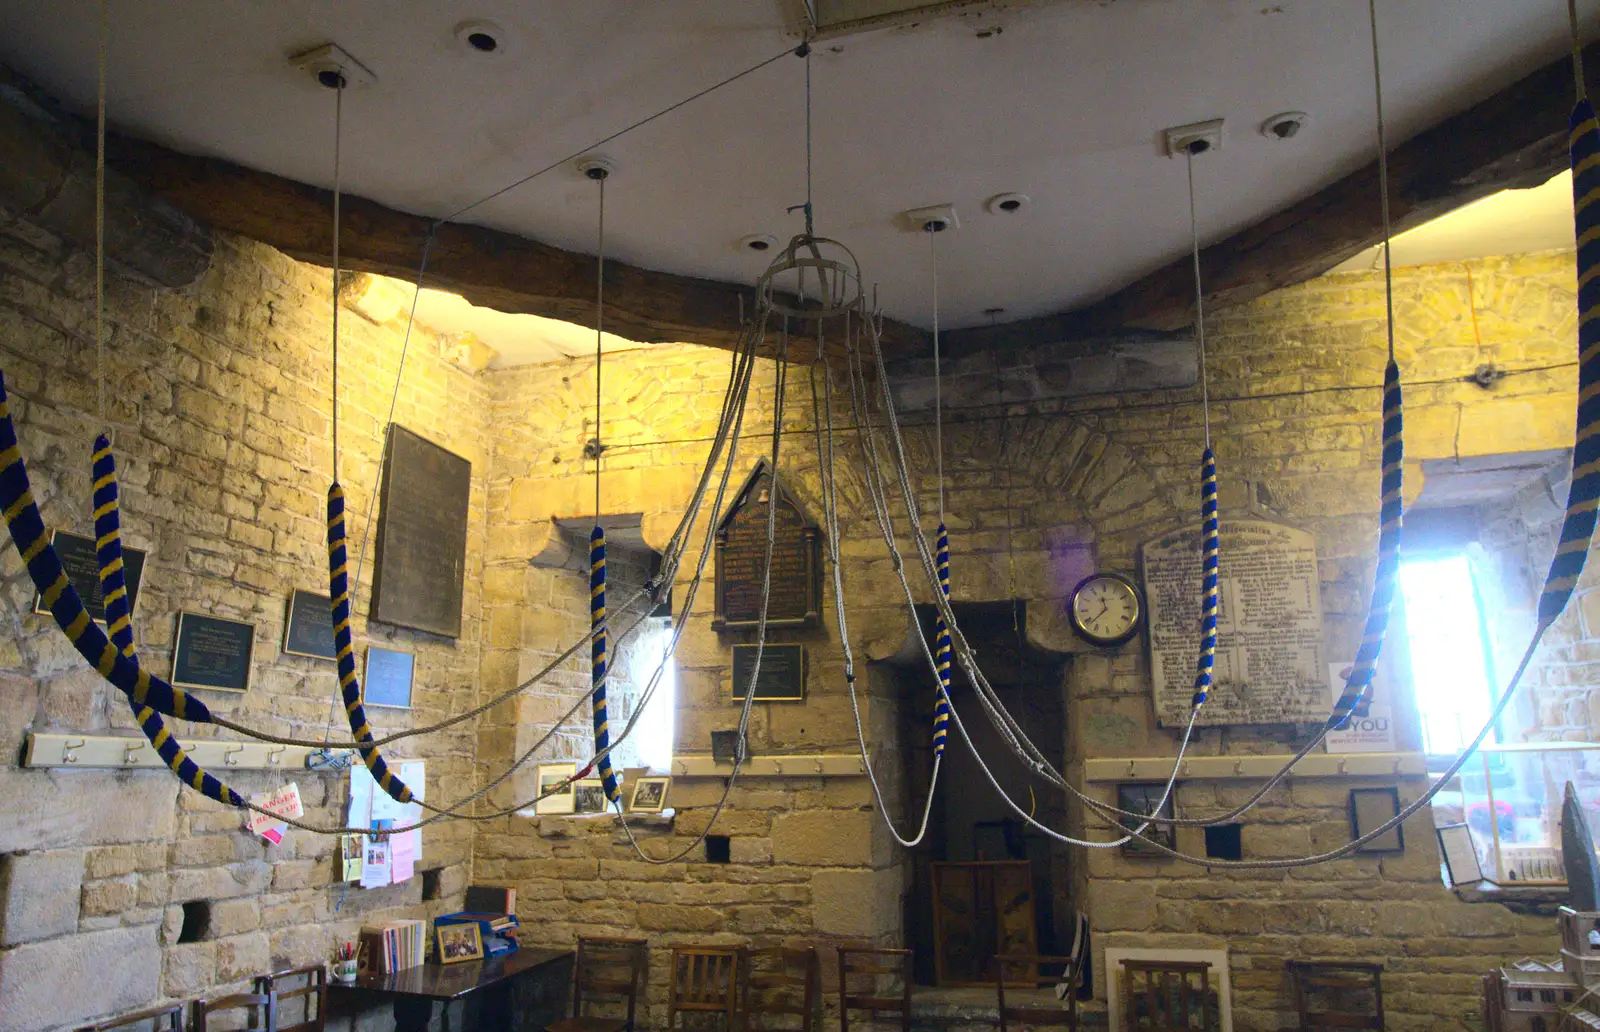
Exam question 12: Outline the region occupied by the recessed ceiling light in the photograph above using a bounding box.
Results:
[985,193,1029,215]
[739,234,778,253]
[1261,111,1310,140]
[455,20,507,55]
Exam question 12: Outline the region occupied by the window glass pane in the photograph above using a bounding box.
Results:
[1400,555,1494,755]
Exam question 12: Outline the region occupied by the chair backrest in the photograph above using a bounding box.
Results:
[1120,959,1216,1032]
[837,947,913,1032]
[574,937,649,1032]
[668,946,742,1032]
[74,1003,185,1032]
[1286,961,1385,1031]
[993,954,1079,1032]
[255,964,325,1032]
[742,946,818,1032]
[192,992,277,1032]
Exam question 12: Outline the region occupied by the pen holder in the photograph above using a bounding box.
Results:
[332,958,358,984]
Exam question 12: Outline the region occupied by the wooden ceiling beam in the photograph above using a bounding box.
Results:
[942,40,1599,356]
[101,134,929,363]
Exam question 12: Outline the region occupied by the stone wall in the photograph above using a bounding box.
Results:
[0,213,488,1031]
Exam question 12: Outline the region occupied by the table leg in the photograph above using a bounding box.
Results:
[393,996,434,1032]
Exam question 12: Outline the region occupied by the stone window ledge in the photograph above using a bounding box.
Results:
[514,810,675,828]
[1454,881,1568,915]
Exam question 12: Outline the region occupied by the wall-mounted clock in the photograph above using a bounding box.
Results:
[1068,572,1144,647]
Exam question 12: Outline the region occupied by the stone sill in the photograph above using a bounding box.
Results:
[1454,881,1569,914]
[514,810,675,828]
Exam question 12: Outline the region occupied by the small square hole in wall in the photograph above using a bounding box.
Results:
[421,868,443,901]
[706,836,731,864]
[178,900,212,943]
[1204,824,1242,861]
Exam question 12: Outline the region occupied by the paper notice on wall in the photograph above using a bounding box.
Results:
[360,827,392,889]
[1324,663,1397,753]
[245,782,304,844]
[350,761,424,886]
[392,830,417,882]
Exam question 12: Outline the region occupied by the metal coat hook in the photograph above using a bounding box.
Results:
[63,738,85,763]
[267,745,287,766]
[1126,760,1138,778]
[1337,758,1348,775]
[1233,759,1244,776]
[123,739,147,765]
[223,744,246,766]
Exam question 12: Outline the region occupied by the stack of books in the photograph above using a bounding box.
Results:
[357,919,428,975]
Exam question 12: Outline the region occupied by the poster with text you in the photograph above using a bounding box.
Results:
[348,760,425,888]
[1324,662,1396,752]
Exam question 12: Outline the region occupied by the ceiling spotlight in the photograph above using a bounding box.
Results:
[289,43,378,89]
[985,192,1030,215]
[739,234,778,253]
[899,203,960,233]
[455,20,507,55]
[1261,111,1310,140]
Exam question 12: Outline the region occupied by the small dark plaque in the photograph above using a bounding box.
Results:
[363,646,415,709]
[370,425,472,638]
[283,589,336,660]
[31,530,146,623]
[730,643,807,702]
[713,460,822,630]
[171,611,255,693]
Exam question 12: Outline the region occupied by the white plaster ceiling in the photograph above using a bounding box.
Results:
[0,0,1583,332]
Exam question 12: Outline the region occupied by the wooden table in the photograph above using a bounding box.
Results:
[332,948,573,1032]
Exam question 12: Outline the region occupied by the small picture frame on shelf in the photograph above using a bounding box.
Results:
[534,762,577,816]
[436,922,483,965]
[573,779,609,814]
[630,776,671,813]
[1349,786,1404,853]
[1437,823,1484,887]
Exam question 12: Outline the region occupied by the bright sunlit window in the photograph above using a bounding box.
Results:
[1400,555,1496,756]
[632,618,677,772]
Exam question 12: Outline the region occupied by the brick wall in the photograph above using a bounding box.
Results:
[0,216,487,1031]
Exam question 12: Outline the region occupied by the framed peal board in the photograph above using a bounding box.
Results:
[370,425,472,638]
[363,646,415,709]
[172,612,255,693]
[31,530,146,623]
[282,589,336,660]
[731,643,807,701]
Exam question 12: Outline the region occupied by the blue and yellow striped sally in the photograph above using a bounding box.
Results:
[590,526,621,802]
[92,436,244,807]
[933,522,953,756]
[1190,448,1219,708]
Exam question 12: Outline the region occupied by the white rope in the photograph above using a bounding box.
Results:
[928,225,945,525]
[330,78,344,482]
[94,0,107,431]
[1186,148,1210,448]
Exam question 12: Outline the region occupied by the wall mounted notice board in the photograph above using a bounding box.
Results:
[282,589,336,660]
[172,612,255,692]
[31,530,146,623]
[370,425,471,638]
[363,646,415,709]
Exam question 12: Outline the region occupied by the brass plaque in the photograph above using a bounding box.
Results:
[731,643,807,701]
[713,461,821,630]
[370,425,472,638]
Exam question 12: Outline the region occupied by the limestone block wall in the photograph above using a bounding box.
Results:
[0,215,489,1032]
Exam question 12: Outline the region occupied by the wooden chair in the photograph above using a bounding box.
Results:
[192,992,276,1032]
[992,954,1080,1032]
[837,947,913,1032]
[1287,960,1385,1030]
[255,964,325,1032]
[549,937,649,1032]
[74,1003,185,1032]
[1120,959,1216,1031]
[742,946,818,1032]
[667,945,742,1032]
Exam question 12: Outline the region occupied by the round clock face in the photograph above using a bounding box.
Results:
[1069,573,1143,647]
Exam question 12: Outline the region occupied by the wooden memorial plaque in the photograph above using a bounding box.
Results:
[171,612,255,693]
[1140,518,1330,727]
[282,589,336,660]
[370,425,472,638]
[31,530,146,623]
[730,643,807,701]
[713,459,821,630]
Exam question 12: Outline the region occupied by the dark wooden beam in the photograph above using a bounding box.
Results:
[102,134,928,363]
[944,40,1597,355]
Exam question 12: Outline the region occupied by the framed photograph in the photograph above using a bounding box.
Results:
[1437,823,1485,887]
[1349,786,1403,853]
[630,776,671,813]
[534,762,578,815]
[171,611,255,693]
[573,779,609,814]
[436,922,483,965]
[1116,783,1177,856]
[363,646,415,709]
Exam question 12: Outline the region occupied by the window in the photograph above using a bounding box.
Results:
[1399,554,1497,756]
[632,617,677,772]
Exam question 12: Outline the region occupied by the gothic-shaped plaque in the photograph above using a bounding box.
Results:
[713,459,822,631]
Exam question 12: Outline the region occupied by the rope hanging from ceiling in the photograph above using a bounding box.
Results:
[587,165,623,805]
[927,222,953,759]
